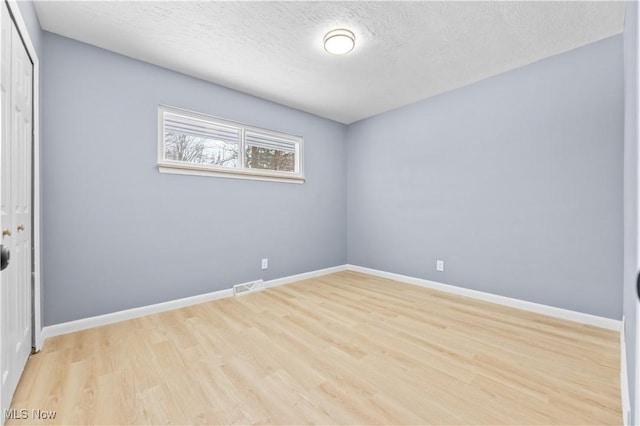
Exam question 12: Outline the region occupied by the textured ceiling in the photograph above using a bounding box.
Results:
[34,1,626,124]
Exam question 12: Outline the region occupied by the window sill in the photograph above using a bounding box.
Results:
[157,162,305,184]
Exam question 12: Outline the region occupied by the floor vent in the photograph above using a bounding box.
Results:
[233,280,265,296]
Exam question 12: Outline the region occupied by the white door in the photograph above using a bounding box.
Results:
[0,1,33,417]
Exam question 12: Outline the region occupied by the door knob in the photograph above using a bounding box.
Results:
[1,244,9,271]
[16,225,24,232]
[2,229,11,237]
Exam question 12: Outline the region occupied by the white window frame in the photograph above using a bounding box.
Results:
[157,105,304,183]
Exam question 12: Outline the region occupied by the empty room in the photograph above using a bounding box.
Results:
[0,0,639,425]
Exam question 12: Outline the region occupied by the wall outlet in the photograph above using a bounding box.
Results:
[261,258,268,270]
[436,260,444,272]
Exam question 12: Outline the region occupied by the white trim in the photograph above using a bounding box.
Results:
[5,1,42,351]
[31,39,41,351]
[40,263,620,347]
[158,163,305,184]
[40,265,347,341]
[265,265,348,289]
[42,287,234,340]
[636,315,639,426]
[634,2,640,424]
[345,264,621,330]
[157,104,304,183]
[621,316,630,426]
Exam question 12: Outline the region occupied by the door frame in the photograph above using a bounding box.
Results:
[633,1,640,423]
[4,0,41,350]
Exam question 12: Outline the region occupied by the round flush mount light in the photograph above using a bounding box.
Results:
[323,29,355,55]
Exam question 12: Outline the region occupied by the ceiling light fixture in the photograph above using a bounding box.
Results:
[323,29,355,55]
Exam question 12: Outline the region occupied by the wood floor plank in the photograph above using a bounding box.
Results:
[8,271,621,425]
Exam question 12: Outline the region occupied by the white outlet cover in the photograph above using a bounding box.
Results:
[436,260,444,272]
[261,258,268,270]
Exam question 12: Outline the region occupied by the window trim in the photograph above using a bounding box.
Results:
[157,105,305,183]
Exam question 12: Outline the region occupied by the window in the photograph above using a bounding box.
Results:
[158,105,304,183]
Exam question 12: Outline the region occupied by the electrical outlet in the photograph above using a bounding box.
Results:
[436,260,444,272]
[261,258,268,270]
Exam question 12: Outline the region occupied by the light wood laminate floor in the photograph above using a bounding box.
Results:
[9,271,621,425]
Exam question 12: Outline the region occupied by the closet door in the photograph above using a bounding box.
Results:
[0,1,33,417]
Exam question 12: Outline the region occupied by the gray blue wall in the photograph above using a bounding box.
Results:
[347,35,624,319]
[42,32,347,325]
[623,1,638,423]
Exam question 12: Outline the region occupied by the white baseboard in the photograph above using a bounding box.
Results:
[41,263,621,346]
[34,330,44,352]
[345,264,621,331]
[41,287,234,341]
[621,316,631,426]
[40,264,348,342]
[38,262,627,423]
[265,264,347,289]
[348,264,628,410]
